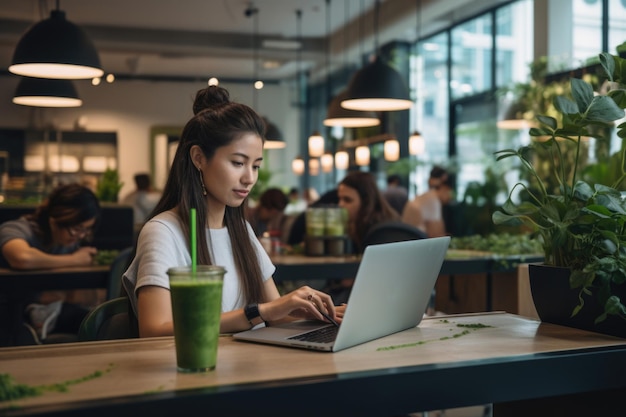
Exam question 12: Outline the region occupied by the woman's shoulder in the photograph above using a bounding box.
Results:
[141,210,183,236]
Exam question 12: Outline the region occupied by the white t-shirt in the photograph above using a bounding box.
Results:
[401,189,442,234]
[122,210,275,315]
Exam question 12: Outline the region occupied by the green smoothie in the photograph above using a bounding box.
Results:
[169,267,224,372]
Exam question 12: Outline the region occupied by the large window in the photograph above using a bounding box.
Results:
[450,14,493,100]
[411,32,449,195]
[410,0,534,205]
[609,0,626,55]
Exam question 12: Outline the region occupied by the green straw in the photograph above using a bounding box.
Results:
[190,208,197,274]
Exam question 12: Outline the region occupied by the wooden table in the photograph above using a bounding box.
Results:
[1,313,625,416]
[0,265,110,346]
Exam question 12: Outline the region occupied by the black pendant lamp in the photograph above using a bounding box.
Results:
[325,89,380,127]
[341,0,412,112]
[324,0,380,127]
[12,77,82,107]
[9,4,103,79]
[263,117,286,149]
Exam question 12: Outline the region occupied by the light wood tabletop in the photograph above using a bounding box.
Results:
[1,312,625,416]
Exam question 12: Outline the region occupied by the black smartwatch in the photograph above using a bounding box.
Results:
[244,303,264,327]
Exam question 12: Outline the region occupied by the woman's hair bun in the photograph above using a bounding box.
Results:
[192,85,231,115]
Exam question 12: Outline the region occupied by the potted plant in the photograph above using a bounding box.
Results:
[96,168,124,203]
[492,52,626,337]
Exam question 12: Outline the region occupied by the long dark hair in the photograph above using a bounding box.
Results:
[27,183,101,246]
[340,171,399,252]
[152,85,267,304]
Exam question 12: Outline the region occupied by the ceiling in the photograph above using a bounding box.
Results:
[0,0,510,85]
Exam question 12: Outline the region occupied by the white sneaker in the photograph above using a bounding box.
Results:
[25,300,63,340]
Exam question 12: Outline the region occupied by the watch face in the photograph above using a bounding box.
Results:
[245,303,260,321]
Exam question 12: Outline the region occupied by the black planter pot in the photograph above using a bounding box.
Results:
[529,263,626,338]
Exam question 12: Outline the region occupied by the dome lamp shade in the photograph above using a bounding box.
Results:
[341,57,412,112]
[263,117,286,149]
[9,9,103,80]
[324,90,381,127]
[13,77,82,107]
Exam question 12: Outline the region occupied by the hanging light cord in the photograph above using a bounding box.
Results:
[326,0,331,105]
[245,4,259,109]
[296,9,302,107]
[374,0,380,55]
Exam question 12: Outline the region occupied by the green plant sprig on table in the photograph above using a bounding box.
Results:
[493,52,626,324]
[0,364,114,403]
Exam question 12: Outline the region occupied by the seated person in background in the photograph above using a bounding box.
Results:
[121,173,161,229]
[284,187,308,215]
[246,187,289,238]
[328,171,399,304]
[382,174,408,216]
[402,166,453,238]
[0,183,101,342]
[304,187,320,206]
[339,171,400,254]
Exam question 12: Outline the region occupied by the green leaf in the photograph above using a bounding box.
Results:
[491,211,524,226]
[570,78,594,112]
[535,115,557,130]
[599,52,616,81]
[585,96,625,122]
[554,96,579,115]
[572,181,594,201]
[607,89,626,108]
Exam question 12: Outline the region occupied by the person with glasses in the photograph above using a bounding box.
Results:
[0,183,101,344]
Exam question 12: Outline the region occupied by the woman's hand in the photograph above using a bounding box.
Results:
[73,246,98,266]
[259,286,340,325]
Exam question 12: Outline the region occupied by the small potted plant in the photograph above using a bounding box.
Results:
[492,52,626,337]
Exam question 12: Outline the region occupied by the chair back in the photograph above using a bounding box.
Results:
[106,247,134,300]
[78,297,138,341]
[362,221,427,247]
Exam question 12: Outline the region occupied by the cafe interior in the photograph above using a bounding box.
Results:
[1,0,626,416]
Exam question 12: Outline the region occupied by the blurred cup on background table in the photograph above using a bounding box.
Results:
[168,265,225,372]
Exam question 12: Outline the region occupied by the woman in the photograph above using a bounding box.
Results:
[0,183,100,340]
[338,171,400,254]
[123,86,340,337]
[323,171,400,304]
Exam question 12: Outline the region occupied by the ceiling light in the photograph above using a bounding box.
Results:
[9,8,103,79]
[335,150,349,170]
[409,131,425,155]
[384,139,400,161]
[292,156,305,175]
[341,0,412,112]
[325,1,382,127]
[308,131,325,157]
[309,158,320,176]
[12,77,82,107]
[342,57,412,111]
[263,117,286,149]
[320,153,334,173]
[324,90,381,127]
[355,145,370,166]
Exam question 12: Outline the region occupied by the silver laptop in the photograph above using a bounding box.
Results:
[233,236,450,352]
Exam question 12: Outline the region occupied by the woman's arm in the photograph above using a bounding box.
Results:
[1,239,97,270]
[136,285,174,337]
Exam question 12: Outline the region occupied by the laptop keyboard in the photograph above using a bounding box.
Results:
[287,325,339,343]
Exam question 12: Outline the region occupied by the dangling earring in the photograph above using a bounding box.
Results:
[198,168,208,196]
